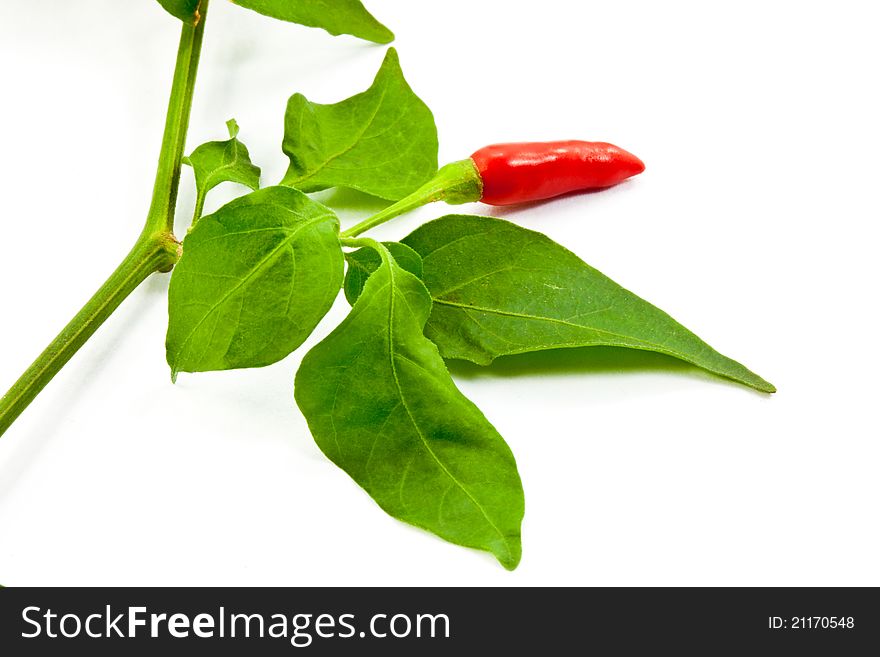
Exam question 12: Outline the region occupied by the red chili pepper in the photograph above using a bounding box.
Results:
[341,140,645,238]
[470,140,645,206]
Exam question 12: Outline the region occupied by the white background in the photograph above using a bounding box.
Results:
[0,1,877,586]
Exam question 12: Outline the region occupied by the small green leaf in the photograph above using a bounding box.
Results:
[231,0,393,44]
[183,119,261,218]
[343,241,422,305]
[183,119,262,223]
[281,48,438,201]
[403,215,775,393]
[157,0,202,24]
[167,187,343,377]
[295,243,525,569]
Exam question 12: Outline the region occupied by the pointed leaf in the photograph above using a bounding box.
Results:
[295,243,525,569]
[167,187,343,376]
[231,0,393,44]
[281,49,438,201]
[403,215,775,393]
[183,119,262,222]
[343,241,422,305]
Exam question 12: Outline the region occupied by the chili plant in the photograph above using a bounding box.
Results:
[0,0,774,570]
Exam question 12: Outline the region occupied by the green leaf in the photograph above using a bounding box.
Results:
[403,215,775,393]
[167,187,343,377]
[157,0,202,24]
[183,119,262,223]
[343,241,422,305]
[295,242,525,569]
[281,48,438,201]
[231,0,393,44]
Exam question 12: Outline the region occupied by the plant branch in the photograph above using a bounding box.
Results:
[145,1,210,237]
[0,4,210,438]
[0,237,178,437]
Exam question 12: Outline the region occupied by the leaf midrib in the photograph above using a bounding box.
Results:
[383,255,512,561]
[171,213,332,369]
[287,79,391,187]
[432,298,654,345]
[431,298,767,387]
[203,139,248,189]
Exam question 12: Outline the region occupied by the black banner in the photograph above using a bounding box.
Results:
[1,587,877,654]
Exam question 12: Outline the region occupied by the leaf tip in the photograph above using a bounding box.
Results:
[741,371,776,394]
[760,380,777,394]
[375,27,395,45]
[496,538,522,571]
[226,118,240,139]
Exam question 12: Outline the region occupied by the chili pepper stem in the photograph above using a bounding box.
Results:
[339,159,482,239]
[0,3,210,439]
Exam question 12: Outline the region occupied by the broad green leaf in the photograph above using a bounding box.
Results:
[403,215,775,393]
[295,243,525,569]
[281,49,438,201]
[157,0,202,24]
[343,241,422,305]
[232,0,393,44]
[183,119,262,223]
[167,187,343,377]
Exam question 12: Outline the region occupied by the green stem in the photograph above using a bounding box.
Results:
[191,191,207,229]
[339,159,482,239]
[145,2,209,237]
[0,4,210,438]
[0,238,178,437]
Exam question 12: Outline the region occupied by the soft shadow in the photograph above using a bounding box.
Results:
[0,275,169,500]
[311,187,391,216]
[485,180,639,219]
[447,346,707,382]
